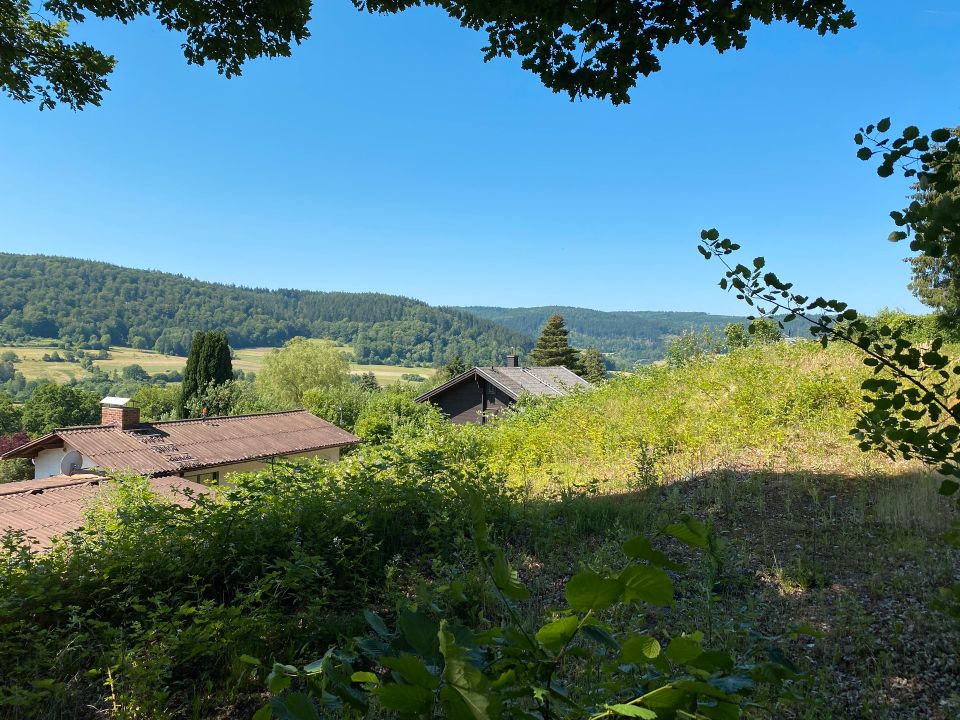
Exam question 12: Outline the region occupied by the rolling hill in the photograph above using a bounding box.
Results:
[0,254,531,366]
[460,305,749,367]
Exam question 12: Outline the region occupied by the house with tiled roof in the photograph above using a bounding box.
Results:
[2,398,360,484]
[0,473,209,549]
[415,355,591,424]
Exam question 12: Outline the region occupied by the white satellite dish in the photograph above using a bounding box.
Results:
[60,450,83,476]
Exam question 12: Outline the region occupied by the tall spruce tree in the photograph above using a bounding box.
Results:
[179,331,233,417]
[529,314,580,371]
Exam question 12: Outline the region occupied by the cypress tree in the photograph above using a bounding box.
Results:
[529,314,580,371]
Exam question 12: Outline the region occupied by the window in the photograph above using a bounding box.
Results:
[485,384,496,405]
[196,471,219,485]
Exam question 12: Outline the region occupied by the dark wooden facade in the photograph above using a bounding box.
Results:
[428,374,513,425]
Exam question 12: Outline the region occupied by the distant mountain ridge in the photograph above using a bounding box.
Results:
[459,306,747,367]
[0,254,531,366]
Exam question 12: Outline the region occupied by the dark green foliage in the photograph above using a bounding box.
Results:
[1,0,853,109]
[0,254,531,365]
[303,384,372,433]
[464,306,747,367]
[353,371,380,392]
[0,434,32,482]
[0,432,510,717]
[904,128,960,318]
[120,363,149,381]
[20,383,99,435]
[354,388,438,443]
[259,520,803,720]
[578,347,607,384]
[0,394,20,434]
[437,354,468,383]
[179,331,233,417]
[529,314,580,371]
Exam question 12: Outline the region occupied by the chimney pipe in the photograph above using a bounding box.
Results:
[505,354,519,368]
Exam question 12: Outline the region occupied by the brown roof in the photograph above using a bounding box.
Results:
[2,410,359,476]
[416,365,591,403]
[0,474,208,549]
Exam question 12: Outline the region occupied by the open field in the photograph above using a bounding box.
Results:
[0,341,435,386]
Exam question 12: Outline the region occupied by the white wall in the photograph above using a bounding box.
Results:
[33,445,95,480]
[33,445,341,481]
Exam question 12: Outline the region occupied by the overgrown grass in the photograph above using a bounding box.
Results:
[483,342,878,494]
[0,342,956,719]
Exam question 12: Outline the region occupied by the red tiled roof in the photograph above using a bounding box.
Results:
[1,410,360,476]
[0,474,208,549]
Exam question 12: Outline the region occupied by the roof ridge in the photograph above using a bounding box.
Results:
[147,409,309,427]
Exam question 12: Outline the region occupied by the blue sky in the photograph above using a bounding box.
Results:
[1,1,957,314]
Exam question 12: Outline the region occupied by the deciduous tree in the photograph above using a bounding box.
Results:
[21,383,99,435]
[256,337,350,409]
[2,1,855,110]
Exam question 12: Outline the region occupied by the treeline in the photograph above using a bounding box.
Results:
[461,305,749,367]
[0,254,531,365]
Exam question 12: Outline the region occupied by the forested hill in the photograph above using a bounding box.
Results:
[460,306,747,367]
[0,254,532,366]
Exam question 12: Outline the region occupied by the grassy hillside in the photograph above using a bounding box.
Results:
[0,341,435,387]
[461,305,750,367]
[1,342,956,719]
[0,253,532,366]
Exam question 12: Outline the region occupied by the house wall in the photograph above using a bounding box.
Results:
[180,447,341,481]
[429,378,515,425]
[33,445,96,480]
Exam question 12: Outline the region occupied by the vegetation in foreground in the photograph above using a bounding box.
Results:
[0,341,955,719]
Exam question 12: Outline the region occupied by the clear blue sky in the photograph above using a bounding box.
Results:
[1,1,957,314]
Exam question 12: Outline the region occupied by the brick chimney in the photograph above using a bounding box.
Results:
[505,354,519,368]
[100,397,140,430]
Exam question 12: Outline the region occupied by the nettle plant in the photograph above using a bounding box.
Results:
[249,518,808,719]
[697,118,960,616]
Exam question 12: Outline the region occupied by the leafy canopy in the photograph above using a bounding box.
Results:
[21,383,99,435]
[3,0,855,109]
[256,337,350,409]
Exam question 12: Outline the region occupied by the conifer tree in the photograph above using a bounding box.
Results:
[179,331,234,417]
[529,314,580,371]
[579,347,606,384]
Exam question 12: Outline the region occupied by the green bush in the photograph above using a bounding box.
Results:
[0,430,512,718]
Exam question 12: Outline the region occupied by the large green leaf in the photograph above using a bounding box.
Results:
[381,654,440,689]
[535,615,580,653]
[663,517,709,549]
[364,609,391,637]
[399,610,440,661]
[375,684,433,714]
[492,548,530,601]
[664,633,704,663]
[619,634,661,663]
[604,704,657,718]
[565,571,624,611]
[440,624,495,720]
[618,565,673,606]
[622,536,684,570]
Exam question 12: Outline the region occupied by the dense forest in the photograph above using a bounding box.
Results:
[461,305,751,366]
[0,254,531,365]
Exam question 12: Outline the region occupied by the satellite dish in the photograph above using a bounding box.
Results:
[60,450,83,476]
